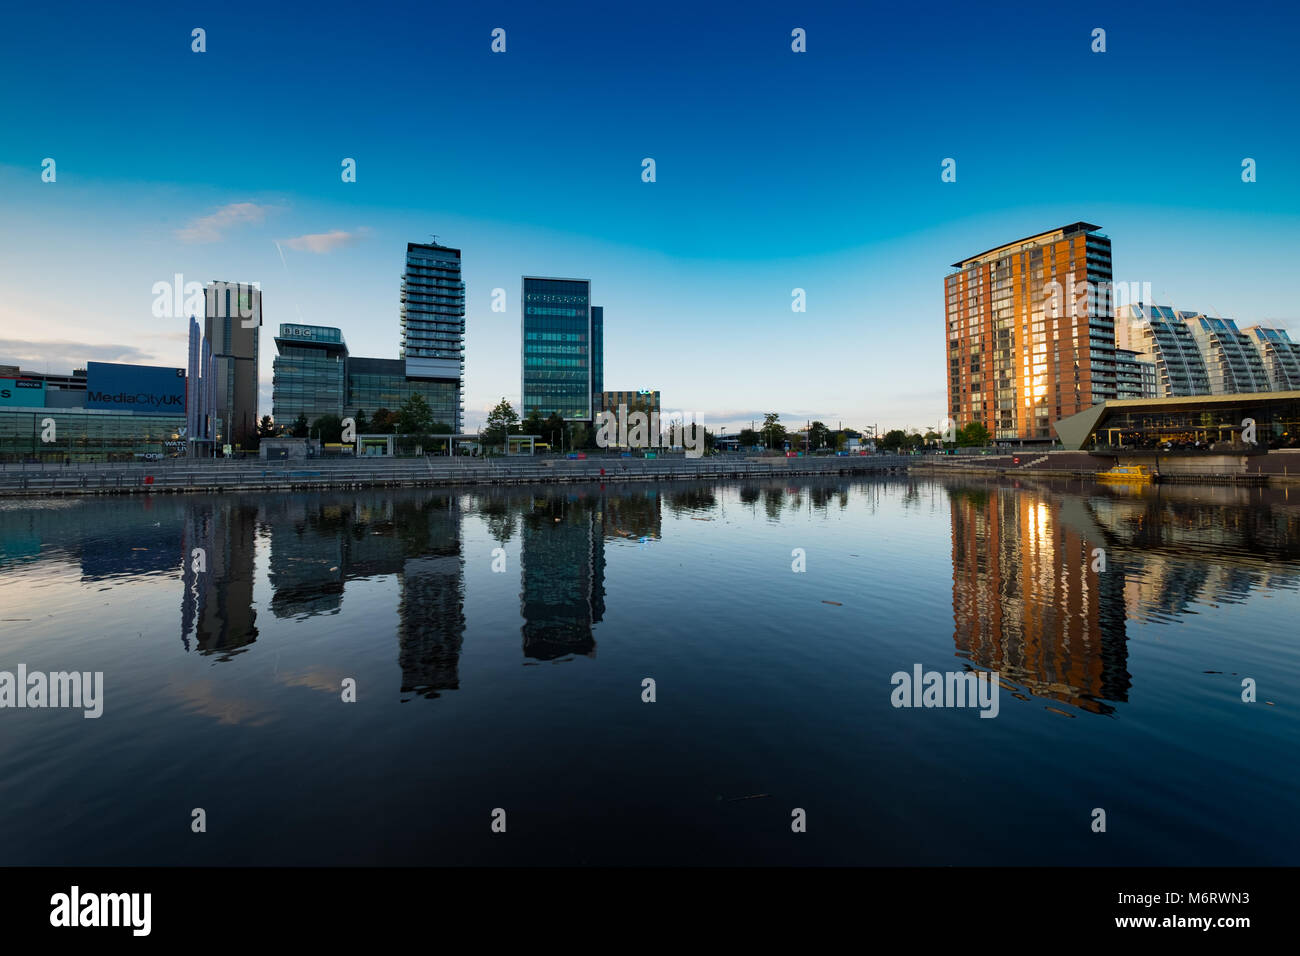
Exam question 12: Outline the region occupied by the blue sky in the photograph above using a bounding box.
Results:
[2,0,1298,431]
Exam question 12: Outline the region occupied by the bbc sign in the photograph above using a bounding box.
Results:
[0,378,46,408]
[85,362,186,413]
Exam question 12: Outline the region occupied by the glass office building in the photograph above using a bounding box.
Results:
[0,409,184,461]
[1,363,186,461]
[400,243,465,431]
[272,324,347,425]
[345,358,460,427]
[522,277,594,421]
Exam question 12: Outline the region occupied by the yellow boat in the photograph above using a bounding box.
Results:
[1097,464,1157,484]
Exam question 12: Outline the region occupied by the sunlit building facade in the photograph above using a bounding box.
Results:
[946,222,1117,442]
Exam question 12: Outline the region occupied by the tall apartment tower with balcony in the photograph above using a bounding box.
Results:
[400,242,465,432]
[1115,304,1212,398]
[1244,325,1300,391]
[945,222,1117,441]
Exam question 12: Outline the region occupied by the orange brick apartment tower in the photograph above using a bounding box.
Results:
[945,223,1117,442]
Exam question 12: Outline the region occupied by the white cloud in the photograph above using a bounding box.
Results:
[176,202,274,243]
[280,228,370,254]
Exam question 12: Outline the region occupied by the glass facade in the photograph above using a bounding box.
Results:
[1079,396,1300,450]
[521,277,592,421]
[590,306,603,417]
[0,408,185,461]
[346,358,459,428]
[272,325,348,427]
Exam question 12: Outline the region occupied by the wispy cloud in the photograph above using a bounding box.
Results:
[176,202,275,243]
[280,228,371,254]
[0,338,156,374]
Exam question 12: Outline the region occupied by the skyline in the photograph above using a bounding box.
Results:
[2,0,1299,432]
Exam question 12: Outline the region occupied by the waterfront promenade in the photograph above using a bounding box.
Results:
[0,453,916,496]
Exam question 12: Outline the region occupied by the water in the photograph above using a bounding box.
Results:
[0,477,1296,865]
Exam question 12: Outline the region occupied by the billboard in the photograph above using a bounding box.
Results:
[86,362,186,413]
[0,378,46,408]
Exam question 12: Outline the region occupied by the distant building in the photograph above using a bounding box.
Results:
[522,277,595,421]
[598,389,660,415]
[1114,348,1158,400]
[946,222,1117,442]
[400,242,465,432]
[203,280,262,449]
[1115,304,1211,397]
[1243,326,1300,392]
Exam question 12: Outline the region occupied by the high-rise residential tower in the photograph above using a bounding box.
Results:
[521,277,595,421]
[945,222,1117,441]
[400,242,465,432]
[203,281,261,449]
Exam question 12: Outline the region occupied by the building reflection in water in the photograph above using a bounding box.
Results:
[948,480,1300,714]
[516,486,662,662]
[179,499,259,660]
[949,485,1131,715]
[262,492,466,699]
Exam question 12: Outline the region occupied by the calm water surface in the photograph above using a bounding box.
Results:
[0,477,1296,865]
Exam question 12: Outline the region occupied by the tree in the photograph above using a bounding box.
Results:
[738,428,760,449]
[396,393,436,435]
[257,415,277,438]
[353,409,370,434]
[370,408,396,435]
[543,412,566,450]
[568,421,591,450]
[957,422,991,447]
[291,413,309,439]
[521,408,545,440]
[761,412,787,450]
[880,429,908,452]
[482,398,519,449]
[311,414,344,443]
[809,421,831,450]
